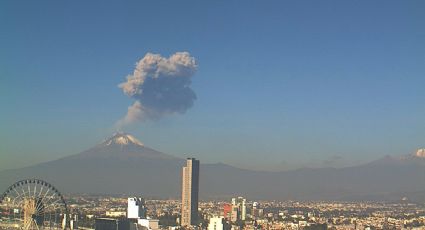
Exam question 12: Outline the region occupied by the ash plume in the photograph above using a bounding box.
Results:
[117,52,198,128]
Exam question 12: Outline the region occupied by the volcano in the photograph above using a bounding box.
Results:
[65,132,179,160]
[0,133,185,197]
[0,134,424,202]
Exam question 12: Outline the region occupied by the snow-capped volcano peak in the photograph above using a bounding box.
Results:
[103,133,144,146]
[415,148,425,158]
[68,132,177,160]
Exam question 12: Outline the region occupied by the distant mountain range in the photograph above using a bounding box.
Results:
[0,133,424,202]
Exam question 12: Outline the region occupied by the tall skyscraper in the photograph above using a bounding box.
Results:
[181,158,200,227]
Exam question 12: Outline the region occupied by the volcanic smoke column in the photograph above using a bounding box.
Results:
[181,158,199,227]
[117,52,198,128]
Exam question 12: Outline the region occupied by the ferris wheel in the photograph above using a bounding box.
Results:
[0,179,69,230]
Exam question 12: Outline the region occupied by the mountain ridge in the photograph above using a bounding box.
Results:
[0,134,424,202]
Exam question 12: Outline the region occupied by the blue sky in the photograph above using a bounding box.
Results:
[1,0,424,171]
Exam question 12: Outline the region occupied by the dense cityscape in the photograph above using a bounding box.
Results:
[60,195,425,230]
[0,158,424,229]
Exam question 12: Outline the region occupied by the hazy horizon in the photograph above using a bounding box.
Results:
[1,1,424,172]
[0,131,422,173]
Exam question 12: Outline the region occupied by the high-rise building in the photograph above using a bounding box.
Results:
[127,197,146,219]
[181,158,200,227]
[231,197,246,221]
[230,206,239,222]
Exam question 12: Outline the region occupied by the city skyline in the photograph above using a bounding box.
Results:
[5,183,424,229]
[1,1,425,172]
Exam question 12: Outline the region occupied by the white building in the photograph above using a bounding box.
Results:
[127,197,159,230]
[208,217,225,230]
[128,197,146,219]
[137,218,159,230]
